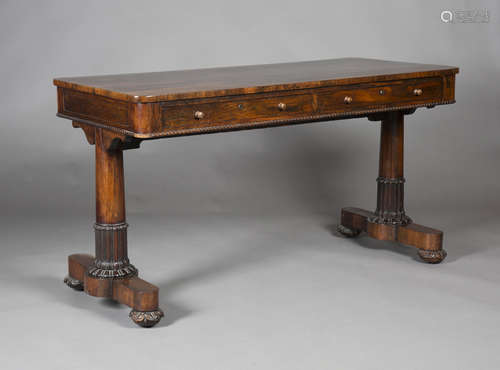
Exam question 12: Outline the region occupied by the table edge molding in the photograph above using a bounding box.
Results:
[53,69,459,103]
[59,99,455,140]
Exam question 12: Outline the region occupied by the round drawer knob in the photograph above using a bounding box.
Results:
[344,96,353,104]
[413,88,423,96]
[194,111,205,119]
[278,102,287,111]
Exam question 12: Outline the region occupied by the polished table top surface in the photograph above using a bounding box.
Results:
[54,58,458,103]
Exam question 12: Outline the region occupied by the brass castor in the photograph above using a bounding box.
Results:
[64,276,84,291]
[337,224,361,238]
[417,249,447,264]
[129,309,164,328]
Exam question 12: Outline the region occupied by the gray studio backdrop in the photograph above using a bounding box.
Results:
[1,1,500,369]
[1,0,499,223]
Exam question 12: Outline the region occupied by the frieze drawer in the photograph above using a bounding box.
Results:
[161,93,315,130]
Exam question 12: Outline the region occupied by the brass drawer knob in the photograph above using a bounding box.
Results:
[278,102,287,111]
[413,88,423,96]
[194,111,205,119]
[344,96,353,104]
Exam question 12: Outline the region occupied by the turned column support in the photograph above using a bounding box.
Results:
[338,110,446,263]
[64,122,163,327]
[370,111,411,225]
[82,126,139,293]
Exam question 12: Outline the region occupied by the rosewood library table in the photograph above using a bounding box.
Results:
[54,58,458,327]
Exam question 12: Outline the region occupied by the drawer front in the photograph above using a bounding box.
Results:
[158,77,444,135]
[317,77,443,113]
[161,93,315,130]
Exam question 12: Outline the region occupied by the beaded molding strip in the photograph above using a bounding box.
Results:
[62,99,455,139]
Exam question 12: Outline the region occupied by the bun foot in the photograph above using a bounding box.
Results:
[417,249,447,264]
[337,224,361,238]
[64,276,84,291]
[129,309,164,328]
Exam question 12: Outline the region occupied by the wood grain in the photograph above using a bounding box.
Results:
[339,207,445,258]
[61,89,129,128]
[338,111,446,263]
[95,129,125,224]
[59,58,457,326]
[113,277,159,312]
[55,58,458,139]
[54,58,458,102]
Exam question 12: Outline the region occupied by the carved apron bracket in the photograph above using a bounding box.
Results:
[72,121,142,151]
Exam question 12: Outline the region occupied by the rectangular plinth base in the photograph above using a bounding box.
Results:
[339,207,446,263]
[67,254,160,312]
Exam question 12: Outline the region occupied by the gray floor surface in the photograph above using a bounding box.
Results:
[1,209,499,370]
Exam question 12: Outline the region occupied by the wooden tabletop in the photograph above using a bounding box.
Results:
[54,58,458,103]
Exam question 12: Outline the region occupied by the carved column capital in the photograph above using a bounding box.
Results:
[87,222,138,279]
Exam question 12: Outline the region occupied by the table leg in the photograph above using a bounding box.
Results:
[337,111,447,263]
[64,125,163,327]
